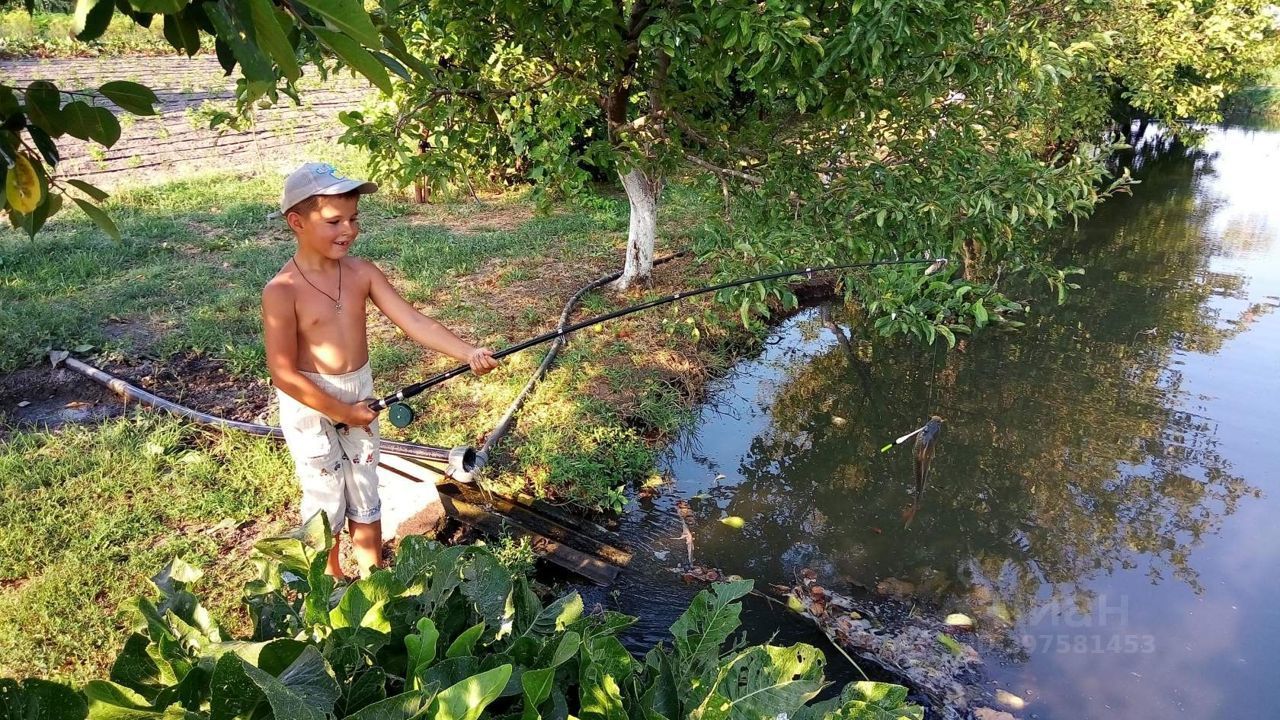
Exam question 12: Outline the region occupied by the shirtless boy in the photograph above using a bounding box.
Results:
[263,162,498,579]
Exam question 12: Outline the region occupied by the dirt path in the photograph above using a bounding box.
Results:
[0,55,368,190]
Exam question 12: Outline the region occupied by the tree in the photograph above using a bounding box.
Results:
[3,0,1277,338]
[1,0,404,239]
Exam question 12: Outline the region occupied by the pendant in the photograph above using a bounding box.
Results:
[335,302,343,314]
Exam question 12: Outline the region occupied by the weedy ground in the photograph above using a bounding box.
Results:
[0,151,762,682]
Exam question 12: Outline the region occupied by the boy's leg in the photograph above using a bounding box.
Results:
[349,519,383,577]
[278,389,349,580]
[326,536,345,579]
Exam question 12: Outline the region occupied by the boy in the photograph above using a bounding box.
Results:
[263,162,498,580]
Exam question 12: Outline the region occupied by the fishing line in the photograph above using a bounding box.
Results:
[348,256,949,429]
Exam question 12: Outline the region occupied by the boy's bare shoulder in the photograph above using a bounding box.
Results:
[262,263,298,303]
[344,255,383,276]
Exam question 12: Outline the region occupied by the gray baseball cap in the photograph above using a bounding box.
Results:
[281,162,378,215]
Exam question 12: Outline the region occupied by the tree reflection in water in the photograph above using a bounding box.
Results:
[677,129,1263,646]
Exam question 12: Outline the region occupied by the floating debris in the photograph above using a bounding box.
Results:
[787,573,984,718]
[720,515,745,529]
[945,613,975,630]
[994,690,1026,711]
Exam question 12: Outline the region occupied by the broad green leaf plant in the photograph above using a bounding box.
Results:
[0,512,924,720]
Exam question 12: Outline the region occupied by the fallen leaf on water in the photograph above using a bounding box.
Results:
[936,632,963,655]
[945,613,975,630]
[16,401,31,408]
[720,516,745,529]
[994,690,1026,711]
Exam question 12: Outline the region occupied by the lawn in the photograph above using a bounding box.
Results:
[0,158,750,683]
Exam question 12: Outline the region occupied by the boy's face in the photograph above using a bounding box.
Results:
[287,195,361,259]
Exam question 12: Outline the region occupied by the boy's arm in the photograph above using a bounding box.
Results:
[364,261,498,374]
[262,281,375,426]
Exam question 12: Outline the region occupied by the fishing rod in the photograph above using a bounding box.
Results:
[355,256,949,429]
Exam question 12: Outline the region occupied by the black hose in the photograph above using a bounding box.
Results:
[370,257,947,414]
[57,355,454,462]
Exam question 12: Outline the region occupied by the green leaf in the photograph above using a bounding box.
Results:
[669,579,752,681]
[405,617,439,691]
[345,689,437,720]
[460,552,512,630]
[331,570,402,631]
[519,668,554,720]
[24,81,64,137]
[803,681,924,720]
[68,178,110,201]
[71,196,121,240]
[98,81,159,116]
[248,0,301,80]
[516,589,583,640]
[427,664,511,720]
[239,646,341,720]
[693,644,826,720]
[579,636,632,720]
[547,630,580,667]
[445,621,485,658]
[83,681,161,719]
[373,51,412,82]
[936,324,956,349]
[972,298,988,327]
[162,12,202,56]
[27,125,60,166]
[295,0,381,47]
[310,27,393,94]
[0,85,19,117]
[61,101,121,147]
[0,678,88,720]
[130,0,189,14]
[203,0,276,84]
[210,652,263,720]
[73,0,115,41]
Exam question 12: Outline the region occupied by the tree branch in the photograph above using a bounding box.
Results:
[683,152,765,184]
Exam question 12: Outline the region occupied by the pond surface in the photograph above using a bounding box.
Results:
[588,123,1280,719]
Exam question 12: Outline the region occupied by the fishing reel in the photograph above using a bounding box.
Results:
[387,402,415,428]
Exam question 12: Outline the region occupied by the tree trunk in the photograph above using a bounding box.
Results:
[613,168,663,291]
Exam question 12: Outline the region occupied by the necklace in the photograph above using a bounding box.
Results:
[292,258,343,313]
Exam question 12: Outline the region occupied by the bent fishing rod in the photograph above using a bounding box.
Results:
[355,256,948,429]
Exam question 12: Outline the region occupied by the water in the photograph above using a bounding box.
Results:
[590,124,1280,718]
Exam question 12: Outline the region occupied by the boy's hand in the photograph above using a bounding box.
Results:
[468,347,499,376]
[338,401,378,429]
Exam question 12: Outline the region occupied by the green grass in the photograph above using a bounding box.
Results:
[0,9,190,58]
[0,165,751,682]
[0,414,294,682]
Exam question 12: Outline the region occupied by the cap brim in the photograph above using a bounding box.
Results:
[321,179,379,196]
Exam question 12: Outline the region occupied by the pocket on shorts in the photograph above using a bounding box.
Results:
[283,411,336,463]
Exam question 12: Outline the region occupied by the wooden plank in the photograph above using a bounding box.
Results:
[437,492,620,586]
[446,483,633,568]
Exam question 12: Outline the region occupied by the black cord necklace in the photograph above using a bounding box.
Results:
[292,257,342,313]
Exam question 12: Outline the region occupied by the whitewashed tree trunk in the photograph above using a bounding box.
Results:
[613,168,663,291]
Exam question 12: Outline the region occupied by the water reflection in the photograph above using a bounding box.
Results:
[647,125,1267,669]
